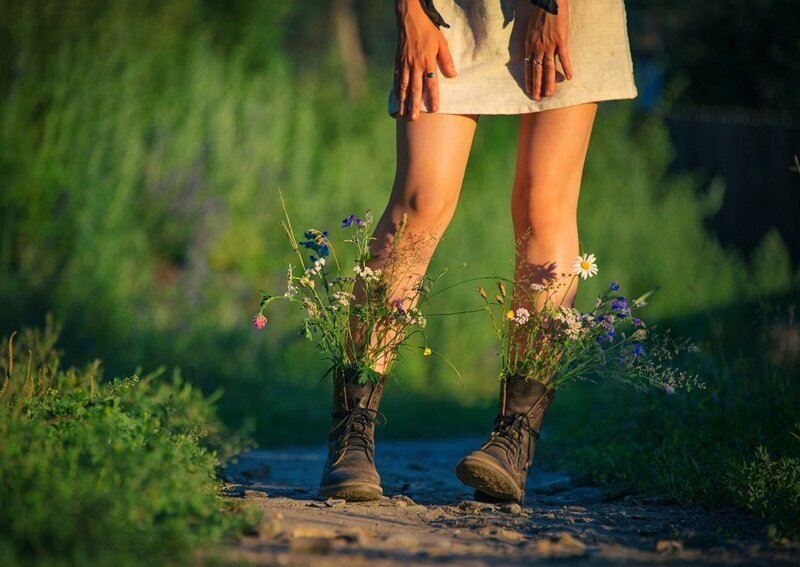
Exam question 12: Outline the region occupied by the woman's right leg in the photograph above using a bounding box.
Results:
[349,112,479,374]
[319,112,478,501]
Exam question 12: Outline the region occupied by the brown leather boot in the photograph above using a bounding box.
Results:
[455,373,556,504]
[317,364,388,501]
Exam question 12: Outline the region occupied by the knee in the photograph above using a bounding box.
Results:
[395,185,455,229]
[511,180,578,242]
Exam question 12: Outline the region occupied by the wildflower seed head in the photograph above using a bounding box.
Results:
[498,281,507,297]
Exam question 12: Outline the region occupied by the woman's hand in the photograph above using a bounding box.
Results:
[395,0,457,120]
[524,0,573,100]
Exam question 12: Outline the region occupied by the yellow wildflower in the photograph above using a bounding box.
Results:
[505,310,515,319]
[423,347,432,356]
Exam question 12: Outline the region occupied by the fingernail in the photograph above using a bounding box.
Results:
[412,112,418,120]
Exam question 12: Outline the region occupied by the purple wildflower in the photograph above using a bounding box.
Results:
[610,281,620,291]
[341,214,355,228]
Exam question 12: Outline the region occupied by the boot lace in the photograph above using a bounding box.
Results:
[330,407,386,466]
[482,413,541,471]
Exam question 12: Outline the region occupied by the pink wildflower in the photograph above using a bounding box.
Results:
[253,313,268,329]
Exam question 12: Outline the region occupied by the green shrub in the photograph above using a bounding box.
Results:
[732,437,800,541]
[0,318,259,567]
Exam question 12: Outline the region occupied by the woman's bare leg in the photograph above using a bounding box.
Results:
[348,112,478,374]
[511,102,597,329]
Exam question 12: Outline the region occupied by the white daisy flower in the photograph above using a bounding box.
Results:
[530,282,546,292]
[571,253,598,280]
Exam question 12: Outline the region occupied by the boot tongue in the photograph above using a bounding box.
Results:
[503,375,549,416]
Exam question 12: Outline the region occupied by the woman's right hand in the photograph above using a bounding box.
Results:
[395,0,457,120]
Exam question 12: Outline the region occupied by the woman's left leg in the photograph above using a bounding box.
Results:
[511,102,598,310]
[455,102,598,504]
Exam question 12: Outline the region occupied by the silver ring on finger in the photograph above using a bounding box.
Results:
[543,55,555,63]
[525,55,543,65]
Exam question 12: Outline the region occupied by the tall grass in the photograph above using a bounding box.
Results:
[0,318,259,566]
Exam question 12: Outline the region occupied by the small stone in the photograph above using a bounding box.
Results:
[289,538,333,554]
[457,501,483,514]
[533,532,587,557]
[325,498,346,508]
[478,526,526,542]
[391,494,416,508]
[244,489,268,499]
[291,526,338,539]
[384,533,419,549]
[257,518,283,540]
[655,539,683,554]
[338,527,374,545]
[422,508,443,522]
[502,503,523,515]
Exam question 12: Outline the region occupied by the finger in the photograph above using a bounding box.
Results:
[397,64,410,116]
[425,70,440,112]
[437,39,457,77]
[558,44,573,80]
[532,53,544,101]
[410,66,423,120]
[524,56,531,95]
[543,53,557,97]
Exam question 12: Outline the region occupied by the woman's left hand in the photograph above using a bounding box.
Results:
[524,0,573,100]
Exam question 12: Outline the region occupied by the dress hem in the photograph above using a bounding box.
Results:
[387,87,639,118]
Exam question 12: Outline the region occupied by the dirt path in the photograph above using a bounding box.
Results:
[223,437,798,566]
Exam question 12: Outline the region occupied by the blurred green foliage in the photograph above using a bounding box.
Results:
[0,0,798,542]
[0,318,260,566]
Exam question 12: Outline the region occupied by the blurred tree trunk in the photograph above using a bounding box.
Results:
[332,0,366,100]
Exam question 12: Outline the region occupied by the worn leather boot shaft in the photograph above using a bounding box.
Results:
[485,374,555,476]
[456,373,556,504]
[318,365,388,501]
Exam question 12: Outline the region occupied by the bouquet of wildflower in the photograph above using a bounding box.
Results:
[477,251,705,393]
[255,195,454,384]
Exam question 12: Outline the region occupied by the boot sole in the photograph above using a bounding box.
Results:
[317,481,383,502]
[455,453,523,503]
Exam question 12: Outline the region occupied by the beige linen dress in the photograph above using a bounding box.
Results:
[388,0,637,116]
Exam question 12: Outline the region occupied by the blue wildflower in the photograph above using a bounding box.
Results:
[631,342,645,357]
[632,317,645,328]
[610,281,620,291]
[596,330,615,343]
[611,297,628,311]
[611,296,630,319]
[318,244,330,258]
[341,214,355,228]
[355,217,363,227]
